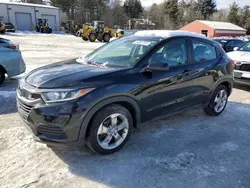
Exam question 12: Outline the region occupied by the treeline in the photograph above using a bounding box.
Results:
[26,0,250,33]
[50,0,143,28]
[146,0,250,33]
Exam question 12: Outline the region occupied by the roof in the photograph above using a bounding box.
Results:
[134,30,207,39]
[0,1,60,9]
[198,20,246,31]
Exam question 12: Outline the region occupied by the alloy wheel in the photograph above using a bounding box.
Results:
[214,90,228,113]
[97,113,129,150]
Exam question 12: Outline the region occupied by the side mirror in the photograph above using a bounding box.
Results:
[142,62,169,72]
[234,47,239,51]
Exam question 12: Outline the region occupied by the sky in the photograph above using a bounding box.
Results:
[140,0,249,8]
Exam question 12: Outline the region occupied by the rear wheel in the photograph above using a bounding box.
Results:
[88,33,96,42]
[0,69,5,85]
[103,33,111,43]
[203,85,228,116]
[86,104,133,154]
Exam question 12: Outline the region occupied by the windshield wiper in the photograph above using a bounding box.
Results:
[87,60,108,68]
[76,57,108,68]
[87,60,101,67]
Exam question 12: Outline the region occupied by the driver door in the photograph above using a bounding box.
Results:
[138,38,199,121]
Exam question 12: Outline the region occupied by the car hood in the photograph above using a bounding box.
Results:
[227,51,250,61]
[25,59,124,88]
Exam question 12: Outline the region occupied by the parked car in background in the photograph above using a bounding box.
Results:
[213,38,245,52]
[4,23,15,32]
[0,37,26,85]
[0,22,5,34]
[228,42,250,86]
[17,31,234,154]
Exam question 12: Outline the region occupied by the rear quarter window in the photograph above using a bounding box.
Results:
[192,40,217,63]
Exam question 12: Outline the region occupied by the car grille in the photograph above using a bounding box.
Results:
[37,124,68,139]
[17,99,32,120]
[235,63,250,72]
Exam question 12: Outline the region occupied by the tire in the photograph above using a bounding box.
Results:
[0,68,5,85]
[103,34,111,43]
[86,104,133,154]
[82,36,88,41]
[203,85,228,116]
[88,33,96,42]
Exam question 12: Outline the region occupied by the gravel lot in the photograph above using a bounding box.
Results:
[1,33,250,188]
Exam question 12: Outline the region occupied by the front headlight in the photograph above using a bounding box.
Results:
[42,88,94,103]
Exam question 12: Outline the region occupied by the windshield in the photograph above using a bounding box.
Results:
[239,42,250,52]
[4,23,13,29]
[85,38,159,68]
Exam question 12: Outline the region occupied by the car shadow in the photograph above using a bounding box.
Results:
[234,83,250,92]
[51,102,250,188]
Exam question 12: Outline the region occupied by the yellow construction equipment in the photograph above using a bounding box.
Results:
[0,22,6,34]
[64,20,81,36]
[82,21,124,42]
[116,29,125,38]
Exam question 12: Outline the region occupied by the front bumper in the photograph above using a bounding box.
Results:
[234,70,250,86]
[17,95,88,147]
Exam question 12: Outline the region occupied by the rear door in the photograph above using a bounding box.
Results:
[184,39,220,105]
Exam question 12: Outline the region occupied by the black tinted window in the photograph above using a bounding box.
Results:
[225,40,234,47]
[234,40,245,47]
[192,41,217,62]
[149,39,188,67]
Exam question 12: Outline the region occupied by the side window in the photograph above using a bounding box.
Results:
[225,40,234,47]
[192,41,217,62]
[149,39,188,67]
[234,40,245,47]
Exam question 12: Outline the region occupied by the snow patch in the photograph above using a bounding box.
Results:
[218,142,239,152]
[151,152,195,171]
[0,91,16,98]
[6,30,70,36]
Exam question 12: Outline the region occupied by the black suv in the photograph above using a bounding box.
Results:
[213,38,245,52]
[17,31,234,154]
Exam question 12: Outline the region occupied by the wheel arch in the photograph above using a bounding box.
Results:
[207,77,233,106]
[79,96,141,141]
[0,65,7,74]
[220,81,232,95]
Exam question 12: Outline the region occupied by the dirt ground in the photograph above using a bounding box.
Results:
[1,33,250,188]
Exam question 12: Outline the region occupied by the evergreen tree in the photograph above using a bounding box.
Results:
[165,0,181,29]
[228,2,240,25]
[123,0,143,19]
[196,0,217,20]
[240,5,250,31]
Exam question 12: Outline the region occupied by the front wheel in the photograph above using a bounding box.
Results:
[86,104,133,154]
[103,34,111,43]
[203,85,228,116]
[88,33,96,42]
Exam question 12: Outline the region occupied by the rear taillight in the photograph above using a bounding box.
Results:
[231,60,235,68]
[4,45,17,50]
